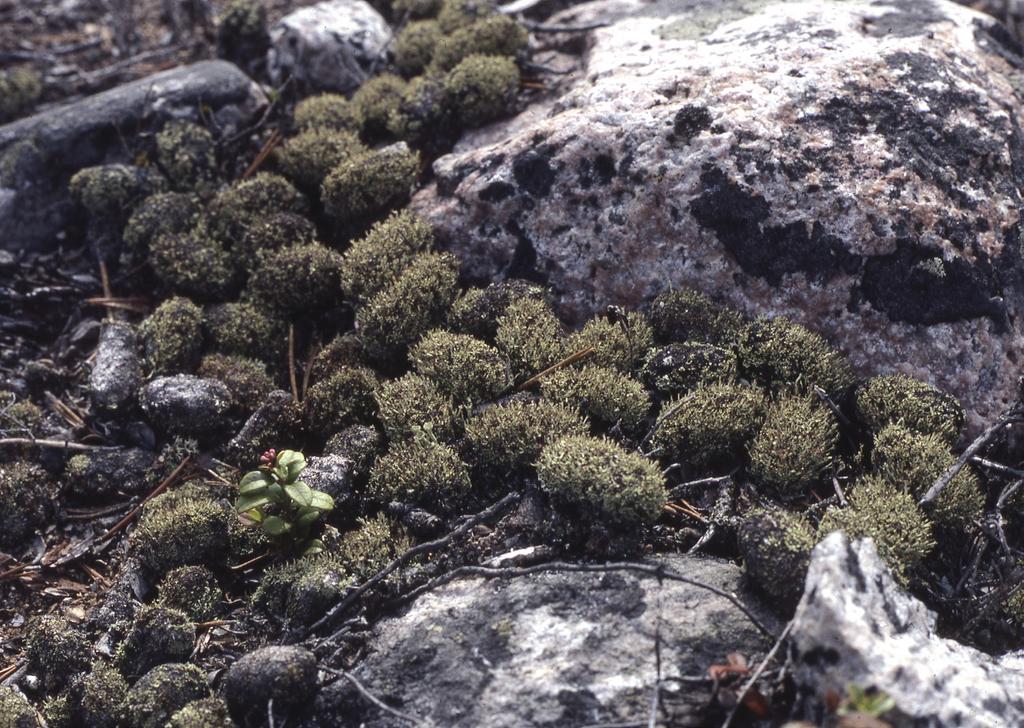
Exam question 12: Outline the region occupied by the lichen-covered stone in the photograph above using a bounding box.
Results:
[376,373,462,442]
[122,663,208,728]
[748,395,839,493]
[224,646,317,723]
[641,342,737,396]
[65,447,155,498]
[91,321,143,410]
[368,437,471,510]
[227,389,305,464]
[115,605,196,679]
[737,506,816,610]
[139,375,234,441]
[341,209,435,302]
[855,373,965,443]
[410,329,509,405]
[157,565,221,621]
[444,54,520,128]
[325,424,383,479]
[0,460,54,547]
[140,297,204,376]
[322,142,420,225]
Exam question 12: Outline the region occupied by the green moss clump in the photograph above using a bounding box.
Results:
[215,0,269,66]
[293,93,361,132]
[872,423,983,528]
[69,164,166,220]
[252,552,352,625]
[0,460,53,547]
[156,565,222,621]
[541,365,650,435]
[274,127,366,193]
[334,514,413,579]
[149,227,240,301]
[394,0,444,19]
[115,605,196,679]
[538,435,665,527]
[431,15,528,71]
[341,209,435,302]
[197,353,275,411]
[247,243,344,315]
[376,373,462,442]
[437,0,496,32]
[304,365,379,433]
[368,437,472,510]
[2,396,44,433]
[394,20,442,76]
[203,301,287,364]
[322,143,420,224]
[652,382,766,468]
[43,694,71,728]
[641,342,738,396]
[738,317,855,400]
[357,251,461,361]
[122,663,209,728]
[0,67,41,122]
[307,333,366,385]
[568,311,654,373]
[648,288,745,346]
[818,475,936,583]
[325,424,383,479]
[155,121,218,192]
[123,192,202,257]
[464,398,588,477]
[238,212,319,272]
[410,329,509,405]
[140,296,204,375]
[737,507,816,609]
[444,54,519,127]
[352,73,409,140]
[69,661,127,728]
[0,686,41,728]
[854,373,965,443]
[205,172,307,244]
[495,297,569,379]
[129,492,230,576]
[748,395,839,493]
[447,279,547,341]
[386,74,453,147]
[26,615,91,692]
[167,697,232,728]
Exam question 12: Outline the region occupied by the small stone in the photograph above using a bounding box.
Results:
[302,454,356,507]
[139,375,234,441]
[90,322,142,411]
[225,646,317,723]
[65,448,155,498]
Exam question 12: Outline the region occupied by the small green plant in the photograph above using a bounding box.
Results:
[837,684,896,718]
[234,449,334,554]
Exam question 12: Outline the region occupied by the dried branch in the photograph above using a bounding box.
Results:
[720,619,792,728]
[0,438,116,452]
[517,346,595,391]
[95,456,192,546]
[288,324,299,404]
[320,666,425,726]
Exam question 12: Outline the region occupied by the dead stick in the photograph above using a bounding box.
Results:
[242,129,282,181]
[517,347,595,391]
[95,456,192,545]
[0,438,116,452]
[319,667,424,726]
[301,340,320,402]
[720,620,793,728]
[98,261,114,321]
[288,325,299,405]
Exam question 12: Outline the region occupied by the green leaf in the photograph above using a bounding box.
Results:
[278,450,307,482]
[266,483,284,503]
[284,481,313,507]
[234,492,271,514]
[240,470,271,488]
[303,539,326,556]
[296,508,321,528]
[309,490,335,512]
[261,516,291,536]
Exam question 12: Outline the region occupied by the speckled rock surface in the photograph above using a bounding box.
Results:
[302,454,356,507]
[313,555,778,727]
[90,322,142,411]
[790,533,1024,727]
[267,0,390,93]
[224,645,317,723]
[139,375,234,441]
[411,0,1024,434]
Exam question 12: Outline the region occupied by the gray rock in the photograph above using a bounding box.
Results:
[302,454,356,507]
[66,447,155,498]
[89,322,142,411]
[0,60,265,252]
[227,389,304,464]
[139,375,234,441]
[790,533,1024,727]
[267,0,390,93]
[225,646,317,723]
[314,554,778,727]
[411,0,1024,434]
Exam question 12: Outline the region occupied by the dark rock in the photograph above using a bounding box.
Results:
[225,645,317,723]
[115,605,196,680]
[302,454,356,507]
[226,389,305,464]
[123,663,209,728]
[89,322,142,411]
[139,375,234,442]
[314,554,777,727]
[0,60,264,252]
[65,447,155,498]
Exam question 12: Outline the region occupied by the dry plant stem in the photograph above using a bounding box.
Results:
[972,456,1024,480]
[288,324,299,404]
[920,410,1024,506]
[301,341,320,401]
[241,128,282,180]
[720,620,793,728]
[95,456,192,545]
[320,666,425,726]
[520,20,609,32]
[307,492,521,636]
[98,261,115,322]
[0,438,115,452]
[389,561,776,639]
[517,346,595,391]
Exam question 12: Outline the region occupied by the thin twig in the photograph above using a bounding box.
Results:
[320,666,424,725]
[832,476,849,508]
[306,492,521,636]
[517,347,595,391]
[720,620,793,728]
[95,456,192,545]
[972,456,1024,480]
[667,471,736,499]
[520,20,609,32]
[301,340,320,402]
[288,324,299,404]
[389,561,776,639]
[241,128,282,181]
[0,438,116,452]
[920,410,1024,506]
[98,261,115,322]
[230,549,273,571]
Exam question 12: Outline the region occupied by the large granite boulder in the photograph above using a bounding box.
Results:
[411,0,1024,433]
[0,60,264,252]
[790,533,1024,727]
[313,555,778,727]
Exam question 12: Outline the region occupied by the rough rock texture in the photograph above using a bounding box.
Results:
[314,555,778,727]
[411,0,1024,434]
[89,322,142,411]
[267,0,390,93]
[791,533,1024,727]
[67,447,155,498]
[302,454,356,507]
[0,60,264,251]
[224,646,317,723]
[139,375,234,441]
